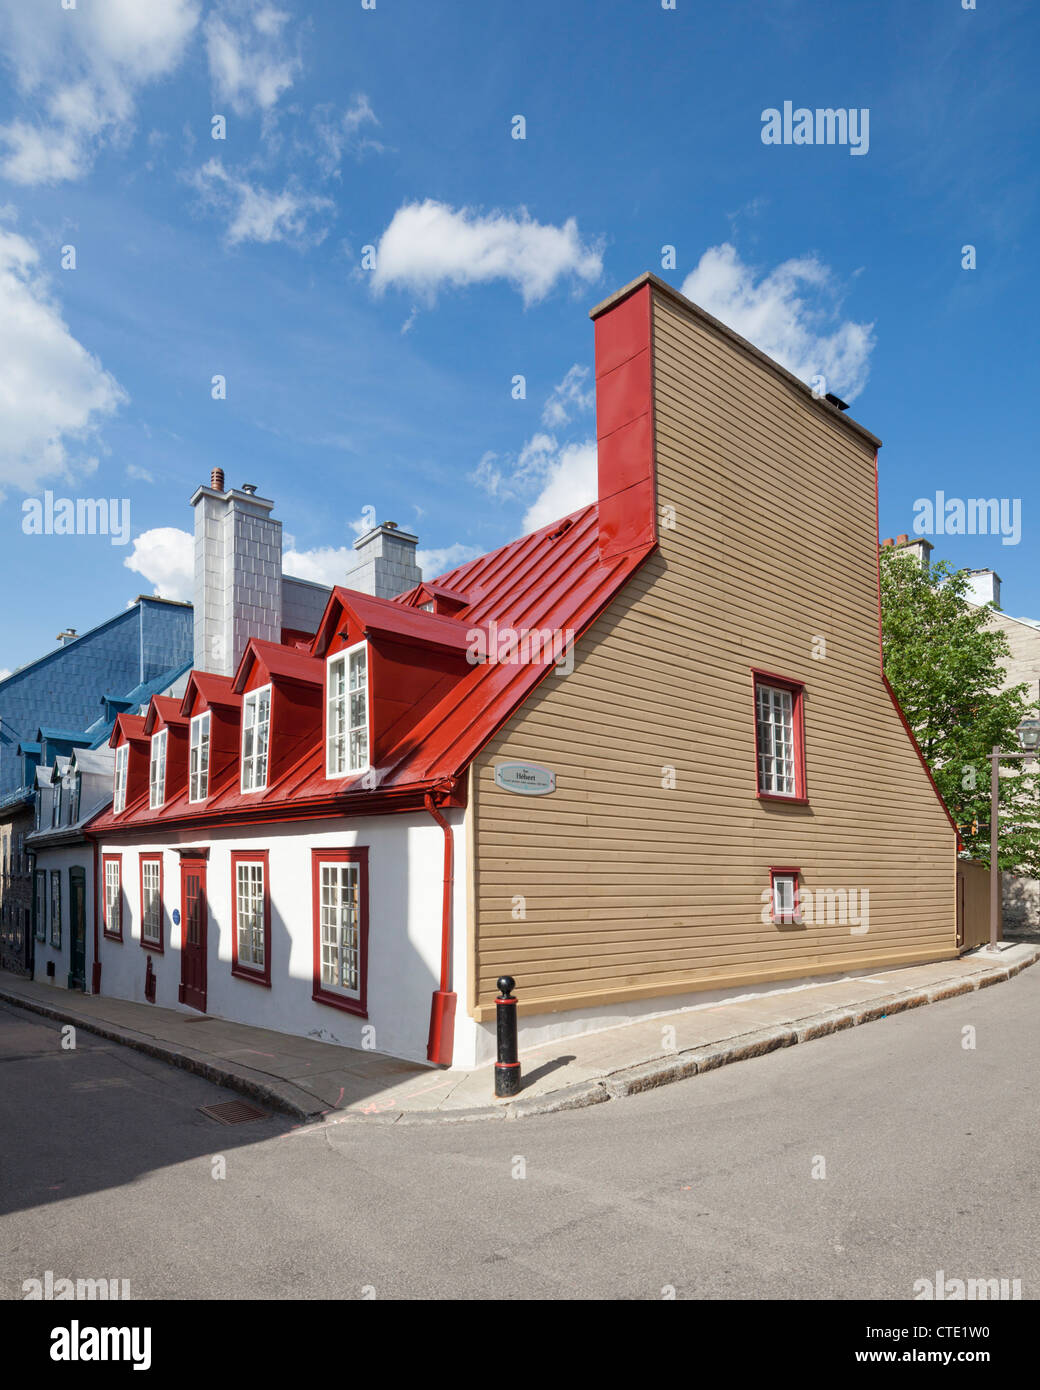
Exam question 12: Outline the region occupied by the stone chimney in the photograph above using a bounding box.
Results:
[896,535,933,569]
[190,478,282,676]
[343,521,422,599]
[964,568,1002,608]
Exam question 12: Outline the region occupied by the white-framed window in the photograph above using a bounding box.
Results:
[241,685,271,792]
[189,712,211,803]
[149,728,168,809]
[113,743,129,814]
[141,859,162,944]
[319,861,361,997]
[104,859,121,937]
[51,782,62,828]
[770,870,800,925]
[236,861,265,970]
[756,683,795,796]
[69,774,80,825]
[326,644,368,777]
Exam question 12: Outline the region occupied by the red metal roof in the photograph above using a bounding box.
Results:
[90,501,654,833]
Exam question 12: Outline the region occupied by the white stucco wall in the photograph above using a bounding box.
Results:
[95,809,471,1067]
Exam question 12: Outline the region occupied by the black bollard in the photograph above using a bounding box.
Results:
[494,975,521,1097]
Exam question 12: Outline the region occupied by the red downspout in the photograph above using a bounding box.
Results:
[425,790,457,1065]
[91,837,101,994]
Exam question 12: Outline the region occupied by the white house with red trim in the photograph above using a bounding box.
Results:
[86,274,969,1072]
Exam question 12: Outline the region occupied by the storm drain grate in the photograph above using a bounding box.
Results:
[198,1099,269,1125]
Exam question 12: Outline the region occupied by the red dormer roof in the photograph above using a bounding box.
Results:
[399,581,475,616]
[108,713,147,749]
[232,638,323,693]
[179,671,240,718]
[142,695,189,736]
[313,588,478,659]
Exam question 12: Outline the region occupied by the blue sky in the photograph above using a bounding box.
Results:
[0,0,1037,674]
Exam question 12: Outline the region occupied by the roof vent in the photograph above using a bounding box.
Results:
[210,468,225,491]
[241,483,258,495]
[56,628,78,645]
[547,518,574,541]
[825,392,850,412]
[383,520,398,529]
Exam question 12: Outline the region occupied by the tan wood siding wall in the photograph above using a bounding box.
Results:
[471,289,958,1017]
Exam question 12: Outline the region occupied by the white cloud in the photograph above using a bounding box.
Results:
[311,95,382,176]
[541,363,594,429]
[371,200,603,306]
[204,1,299,117]
[0,226,127,494]
[416,543,481,579]
[283,544,351,586]
[126,463,154,483]
[0,668,11,682]
[0,0,200,184]
[522,441,597,532]
[191,157,333,246]
[680,243,875,401]
[472,367,598,530]
[284,538,480,588]
[124,526,193,601]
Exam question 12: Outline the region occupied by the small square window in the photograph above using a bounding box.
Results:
[770,868,801,925]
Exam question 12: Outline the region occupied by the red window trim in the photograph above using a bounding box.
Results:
[769,866,803,925]
[102,853,123,942]
[311,847,369,1018]
[751,667,808,804]
[230,849,271,987]
[138,853,164,952]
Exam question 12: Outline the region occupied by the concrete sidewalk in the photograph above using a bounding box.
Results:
[2,944,1037,1125]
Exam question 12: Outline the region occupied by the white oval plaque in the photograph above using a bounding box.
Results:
[493,762,556,796]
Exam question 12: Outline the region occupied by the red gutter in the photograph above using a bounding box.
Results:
[424,787,457,1066]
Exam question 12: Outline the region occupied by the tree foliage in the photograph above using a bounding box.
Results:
[879,548,1040,875]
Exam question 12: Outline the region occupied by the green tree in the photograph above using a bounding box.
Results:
[880,547,1040,875]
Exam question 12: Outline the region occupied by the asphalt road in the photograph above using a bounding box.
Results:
[1,967,1037,1300]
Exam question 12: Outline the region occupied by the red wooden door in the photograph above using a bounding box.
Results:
[179,860,208,1013]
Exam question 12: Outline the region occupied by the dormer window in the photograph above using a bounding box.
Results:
[149,728,168,809]
[70,774,80,825]
[189,712,211,803]
[51,782,62,828]
[241,685,271,792]
[326,643,368,777]
[113,744,128,814]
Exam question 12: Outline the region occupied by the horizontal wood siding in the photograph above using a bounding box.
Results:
[471,290,957,1015]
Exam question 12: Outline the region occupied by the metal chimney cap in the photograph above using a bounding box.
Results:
[383,520,398,529]
[241,483,258,495]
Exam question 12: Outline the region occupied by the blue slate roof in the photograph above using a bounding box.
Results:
[0,597,193,798]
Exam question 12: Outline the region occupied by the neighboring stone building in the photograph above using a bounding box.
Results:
[963,567,1040,930]
[882,539,1040,930]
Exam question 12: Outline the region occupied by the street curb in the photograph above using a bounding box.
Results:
[2,946,1037,1126]
[0,986,325,1123]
